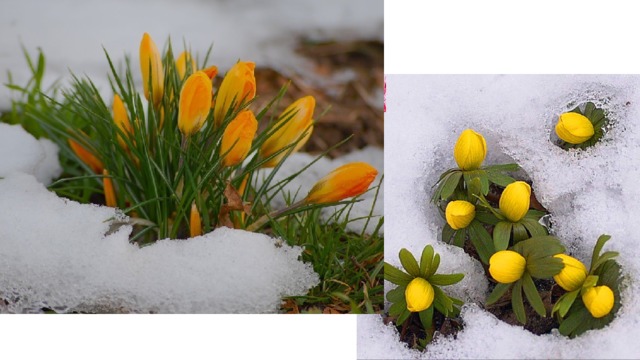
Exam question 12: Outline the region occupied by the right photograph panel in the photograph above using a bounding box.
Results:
[360,75,636,359]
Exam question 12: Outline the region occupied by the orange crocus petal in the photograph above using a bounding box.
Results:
[260,96,315,168]
[178,71,213,136]
[213,61,256,127]
[190,202,202,237]
[176,51,197,80]
[305,162,378,204]
[113,94,132,148]
[103,169,117,207]
[202,65,218,80]
[221,110,258,167]
[68,138,104,174]
[139,32,164,106]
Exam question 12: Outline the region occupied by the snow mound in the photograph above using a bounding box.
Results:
[372,75,640,358]
[0,173,318,313]
[0,123,62,184]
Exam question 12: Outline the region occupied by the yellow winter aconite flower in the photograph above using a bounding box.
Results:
[304,162,378,204]
[405,277,435,312]
[553,254,588,291]
[103,169,117,208]
[445,200,476,230]
[213,61,256,127]
[178,71,213,136]
[499,181,531,223]
[555,112,595,144]
[221,110,258,167]
[190,202,202,237]
[113,94,133,148]
[453,129,487,170]
[139,32,164,106]
[176,51,197,80]
[260,96,315,168]
[68,138,103,174]
[489,250,526,284]
[582,285,614,318]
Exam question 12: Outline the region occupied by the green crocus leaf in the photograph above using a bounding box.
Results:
[419,305,434,332]
[440,171,463,201]
[512,280,526,324]
[590,234,611,271]
[521,218,548,237]
[429,273,465,286]
[386,286,406,303]
[522,272,546,317]
[419,245,434,278]
[399,248,421,277]
[396,307,411,326]
[442,223,455,244]
[452,228,466,248]
[427,253,441,278]
[486,170,515,187]
[468,220,495,265]
[486,282,512,305]
[383,262,412,286]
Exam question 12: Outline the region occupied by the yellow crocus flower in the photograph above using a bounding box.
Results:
[304,162,378,204]
[112,94,133,148]
[103,169,117,208]
[178,71,213,136]
[176,51,197,80]
[553,254,588,291]
[220,110,258,167]
[445,200,476,230]
[405,277,434,312]
[582,285,614,318]
[213,61,256,127]
[260,96,315,168]
[139,32,164,106]
[68,138,103,174]
[499,181,531,223]
[190,201,202,237]
[555,112,595,144]
[489,250,526,284]
[453,129,487,170]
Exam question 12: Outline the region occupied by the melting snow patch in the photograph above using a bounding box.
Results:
[0,123,61,184]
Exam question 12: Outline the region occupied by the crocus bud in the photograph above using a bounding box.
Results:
[499,181,531,223]
[178,71,213,136]
[445,200,476,230]
[213,61,256,127]
[176,51,197,80]
[221,110,258,167]
[555,112,595,145]
[553,254,588,291]
[190,202,202,237]
[68,139,103,174]
[113,94,133,148]
[139,33,164,106]
[304,162,378,204]
[405,277,434,312]
[202,65,218,80]
[489,250,526,284]
[103,169,117,207]
[582,285,614,318]
[453,129,487,170]
[260,96,315,168]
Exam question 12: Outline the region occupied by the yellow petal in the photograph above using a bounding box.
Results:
[489,250,526,284]
[499,181,531,223]
[582,285,614,318]
[176,51,197,80]
[178,71,213,136]
[113,94,132,148]
[103,169,117,208]
[221,110,258,167]
[405,277,434,312]
[139,33,164,106]
[190,202,202,237]
[260,96,315,168]
[555,112,595,144]
[304,162,378,204]
[553,254,588,291]
[213,61,256,127]
[445,200,476,230]
[68,138,103,174]
[453,129,487,170]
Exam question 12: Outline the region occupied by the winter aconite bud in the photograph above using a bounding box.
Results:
[304,162,378,204]
[555,112,595,145]
[489,250,526,284]
[499,181,531,223]
[445,200,476,230]
[453,129,487,170]
[582,285,614,318]
[553,254,588,292]
[405,277,434,312]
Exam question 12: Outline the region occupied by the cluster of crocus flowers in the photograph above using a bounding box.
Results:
[555,112,595,145]
[499,181,531,223]
[405,277,434,312]
[445,200,475,230]
[304,162,378,205]
[453,128,487,170]
[489,250,526,284]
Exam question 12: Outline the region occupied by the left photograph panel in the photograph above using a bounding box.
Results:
[0,0,383,314]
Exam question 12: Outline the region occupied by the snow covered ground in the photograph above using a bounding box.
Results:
[359,75,640,358]
[0,0,383,110]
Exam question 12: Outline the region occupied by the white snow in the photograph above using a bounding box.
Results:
[364,75,640,358]
[0,0,383,110]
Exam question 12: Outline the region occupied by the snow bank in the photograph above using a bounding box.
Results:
[0,123,61,184]
[367,75,640,358]
[0,0,383,109]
